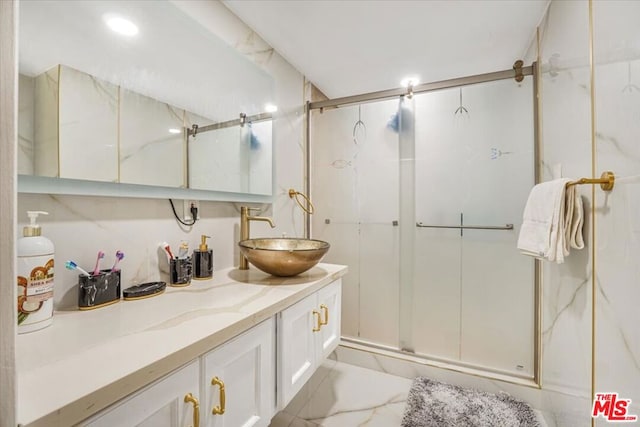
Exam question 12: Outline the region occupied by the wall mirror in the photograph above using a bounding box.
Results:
[18,0,274,199]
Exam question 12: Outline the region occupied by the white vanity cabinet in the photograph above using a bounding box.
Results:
[83,360,200,427]
[84,319,275,427]
[202,317,275,427]
[316,279,342,361]
[277,279,342,409]
[31,270,348,427]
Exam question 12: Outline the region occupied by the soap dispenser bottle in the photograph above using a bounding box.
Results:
[17,211,55,333]
[193,235,213,279]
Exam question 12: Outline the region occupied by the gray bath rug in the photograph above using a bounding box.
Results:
[401,377,541,427]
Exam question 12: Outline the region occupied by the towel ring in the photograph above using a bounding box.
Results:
[289,189,315,215]
[566,171,615,192]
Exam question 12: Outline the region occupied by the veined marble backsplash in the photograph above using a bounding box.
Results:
[17,194,304,310]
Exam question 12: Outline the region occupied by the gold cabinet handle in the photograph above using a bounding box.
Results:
[184,393,200,427]
[211,376,226,415]
[312,309,322,332]
[320,304,329,326]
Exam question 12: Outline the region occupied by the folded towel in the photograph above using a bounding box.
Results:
[517,179,584,264]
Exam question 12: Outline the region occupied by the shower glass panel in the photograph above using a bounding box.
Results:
[311,100,401,347]
[412,78,535,376]
[310,74,535,378]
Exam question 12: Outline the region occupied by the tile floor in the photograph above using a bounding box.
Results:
[269,359,413,427]
[269,358,548,427]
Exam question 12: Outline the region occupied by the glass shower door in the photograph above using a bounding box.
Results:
[310,73,537,379]
[311,99,401,347]
[411,78,535,376]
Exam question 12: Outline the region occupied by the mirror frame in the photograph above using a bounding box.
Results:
[18,174,273,203]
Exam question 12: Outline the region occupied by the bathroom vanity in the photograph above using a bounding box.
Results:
[16,263,346,427]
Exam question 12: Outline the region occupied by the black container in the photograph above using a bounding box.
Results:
[170,257,192,287]
[193,250,213,279]
[78,269,121,310]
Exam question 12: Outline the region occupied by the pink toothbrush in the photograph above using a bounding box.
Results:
[92,250,105,275]
[111,250,125,272]
[163,243,175,260]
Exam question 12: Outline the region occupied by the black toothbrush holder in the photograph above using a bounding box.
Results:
[78,270,121,310]
[169,257,192,287]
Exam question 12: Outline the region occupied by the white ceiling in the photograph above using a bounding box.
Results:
[223,0,550,99]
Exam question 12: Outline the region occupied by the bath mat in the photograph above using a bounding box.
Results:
[401,377,541,427]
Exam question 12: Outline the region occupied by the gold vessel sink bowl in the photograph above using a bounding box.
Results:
[238,238,330,277]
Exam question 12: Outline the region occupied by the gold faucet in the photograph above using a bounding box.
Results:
[239,206,275,269]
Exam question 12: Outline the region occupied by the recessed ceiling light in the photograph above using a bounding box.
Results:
[105,15,139,37]
[265,103,278,113]
[400,76,420,87]
[168,128,181,134]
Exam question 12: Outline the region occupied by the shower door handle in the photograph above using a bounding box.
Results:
[416,222,514,231]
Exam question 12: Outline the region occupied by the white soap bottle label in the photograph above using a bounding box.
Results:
[17,254,54,332]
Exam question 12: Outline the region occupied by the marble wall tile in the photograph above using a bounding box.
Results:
[593,2,640,424]
[18,74,34,175]
[34,67,59,177]
[172,1,275,70]
[538,3,593,424]
[58,66,119,182]
[538,44,593,409]
[119,89,185,188]
[253,50,306,239]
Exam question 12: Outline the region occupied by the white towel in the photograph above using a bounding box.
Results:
[517,179,584,264]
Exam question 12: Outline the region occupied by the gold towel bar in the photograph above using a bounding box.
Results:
[566,171,615,192]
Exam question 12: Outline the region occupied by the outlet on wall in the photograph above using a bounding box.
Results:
[183,200,200,221]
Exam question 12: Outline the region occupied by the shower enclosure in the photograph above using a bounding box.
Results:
[309,67,538,381]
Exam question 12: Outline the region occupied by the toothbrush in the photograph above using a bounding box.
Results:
[178,241,188,259]
[92,250,105,275]
[111,250,125,272]
[163,243,175,260]
[65,260,91,277]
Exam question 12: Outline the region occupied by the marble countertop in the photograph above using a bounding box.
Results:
[16,263,348,427]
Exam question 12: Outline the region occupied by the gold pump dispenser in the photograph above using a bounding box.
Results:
[193,235,213,279]
[199,235,210,252]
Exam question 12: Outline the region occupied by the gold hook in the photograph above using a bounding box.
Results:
[289,189,315,214]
